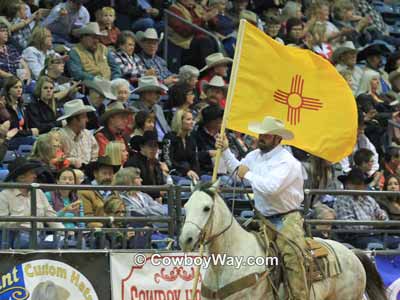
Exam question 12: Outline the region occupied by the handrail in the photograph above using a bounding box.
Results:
[163,9,225,65]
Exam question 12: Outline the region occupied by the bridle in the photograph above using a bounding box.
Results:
[184,170,239,248]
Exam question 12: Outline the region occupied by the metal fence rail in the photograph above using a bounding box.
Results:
[1,182,400,249]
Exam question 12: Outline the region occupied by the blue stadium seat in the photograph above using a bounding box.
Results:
[240,210,254,219]
[0,170,9,182]
[16,145,33,157]
[2,150,16,166]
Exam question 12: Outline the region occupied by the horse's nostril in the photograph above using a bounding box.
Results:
[187,237,193,244]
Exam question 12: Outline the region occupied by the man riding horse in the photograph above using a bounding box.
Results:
[216,116,308,300]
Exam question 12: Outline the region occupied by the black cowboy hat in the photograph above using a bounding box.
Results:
[201,105,224,124]
[357,43,392,62]
[5,157,43,182]
[130,130,160,151]
[337,167,374,185]
[85,155,121,181]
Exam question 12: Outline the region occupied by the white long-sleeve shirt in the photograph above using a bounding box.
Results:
[221,145,304,216]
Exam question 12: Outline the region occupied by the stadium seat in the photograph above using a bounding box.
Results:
[0,170,9,182]
[240,210,254,219]
[2,150,16,166]
[16,145,33,157]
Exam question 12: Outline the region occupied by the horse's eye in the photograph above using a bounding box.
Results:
[203,206,210,212]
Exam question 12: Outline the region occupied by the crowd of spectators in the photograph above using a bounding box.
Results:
[0,0,399,250]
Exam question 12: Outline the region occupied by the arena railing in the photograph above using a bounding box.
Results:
[1,183,400,250]
[0,183,178,249]
[163,9,226,65]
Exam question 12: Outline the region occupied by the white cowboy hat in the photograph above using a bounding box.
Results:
[248,116,294,140]
[57,99,96,121]
[135,28,164,43]
[200,53,233,72]
[203,76,227,92]
[331,41,357,64]
[74,22,107,37]
[84,77,116,100]
[132,76,168,94]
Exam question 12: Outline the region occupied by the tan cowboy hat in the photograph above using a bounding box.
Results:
[248,116,294,140]
[100,101,133,124]
[74,22,107,37]
[203,76,227,92]
[331,41,357,64]
[200,53,233,72]
[135,28,164,43]
[239,10,258,25]
[84,77,117,100]
[57,99,96,121]
[132,76,168,94]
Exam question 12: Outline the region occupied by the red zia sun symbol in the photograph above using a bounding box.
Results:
[273,74,323,126]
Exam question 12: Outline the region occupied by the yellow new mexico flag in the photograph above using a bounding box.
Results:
[225,21,357,163]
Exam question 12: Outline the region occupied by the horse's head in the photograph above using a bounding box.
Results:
[179,180,220,252]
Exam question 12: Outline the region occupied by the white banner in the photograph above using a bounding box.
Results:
[111,252,207,300]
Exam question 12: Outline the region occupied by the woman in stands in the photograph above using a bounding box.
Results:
[0,76,38,150]
[0,17,31,85]
[45,168,83,229]
[130,110,155,139]
[165,82,196,122]
[105,141,129,168]
[377,175,400,220]
[162,109,200,184]
[25,76,62,134]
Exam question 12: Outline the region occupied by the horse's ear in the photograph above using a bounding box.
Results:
[209,179,220,193]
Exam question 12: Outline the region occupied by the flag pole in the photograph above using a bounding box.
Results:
[211,19,247,182]
[190,20,247,300]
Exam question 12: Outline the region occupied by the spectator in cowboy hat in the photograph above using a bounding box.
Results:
[136,28,178,86]
[198,52,232,96]
[95,101,133,156]
[58,99,99,169]
[78,155,120,228]
[0,157,63,248]
[42,0,90,45]
[202,75,228,108]
[83,77,116,130]
[357,43,392,94]
[333,41,363,94]
[67,22,121,81]
[334,167,396,249]
[131,76,170,140]
[194,105,224,176]
[126,130,167,200]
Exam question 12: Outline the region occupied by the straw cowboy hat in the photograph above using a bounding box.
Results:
[5,157,44,182]
[248,116,294,140]
[203,76,227,92]
[100,101,133,124]
[84,77,116,100]
[200,53,233,72]
[132,76,168,94]
[240,10,258,24]
[57,99,96,121]
[74,22,107,37]
[135,28,164,43]
[331,41,357,64]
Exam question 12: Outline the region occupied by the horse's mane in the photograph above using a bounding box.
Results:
[192,181,216,198]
